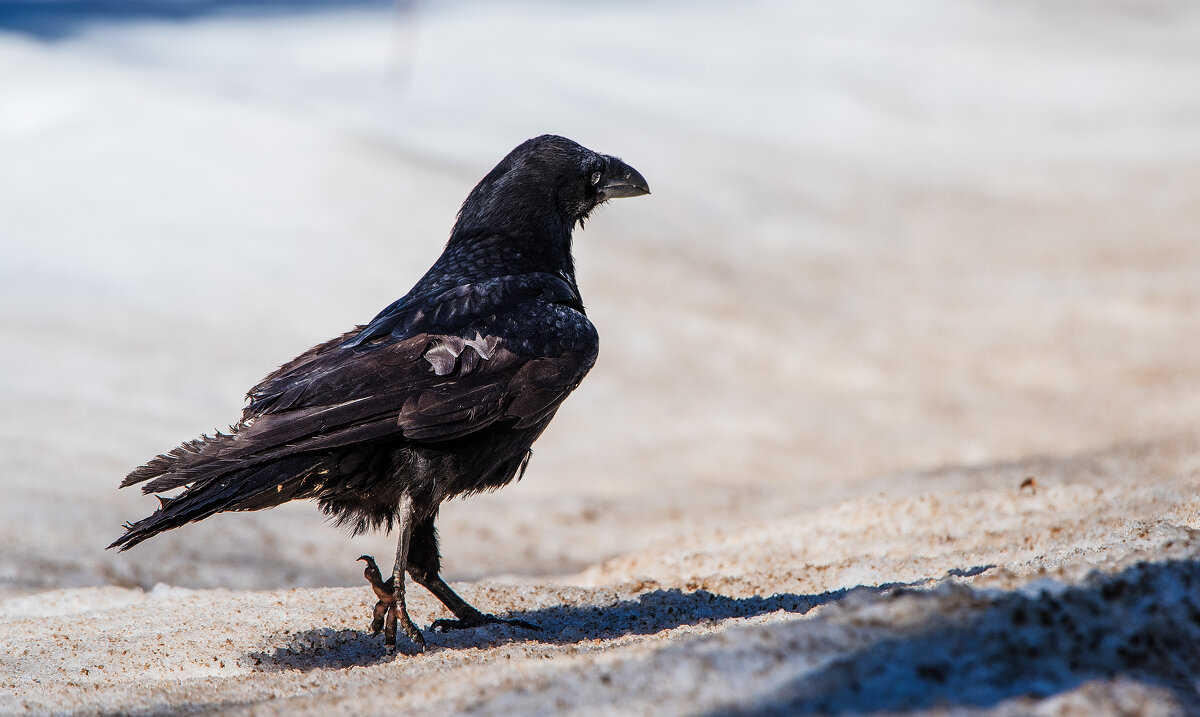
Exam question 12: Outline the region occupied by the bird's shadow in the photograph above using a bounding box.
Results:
[247,559,1200,715]
[245,579,925,671]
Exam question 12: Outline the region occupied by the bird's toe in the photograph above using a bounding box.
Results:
[431,614,540,633]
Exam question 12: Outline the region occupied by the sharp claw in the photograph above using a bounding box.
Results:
[408,629,427,652]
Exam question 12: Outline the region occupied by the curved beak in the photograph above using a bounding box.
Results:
[598,157,650,201]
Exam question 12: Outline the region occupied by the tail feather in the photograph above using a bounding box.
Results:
[112,405,407,551]
[121,423,249,489]
[124,405,400,497]
[108,455,329,551]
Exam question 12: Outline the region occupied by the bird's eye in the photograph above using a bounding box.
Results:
[590,171,602,185]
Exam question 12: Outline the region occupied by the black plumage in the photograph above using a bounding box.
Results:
[110,135,649,651]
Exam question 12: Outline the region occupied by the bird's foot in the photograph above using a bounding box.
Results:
[431,613,541,633]
[359,554,425,653]
[384,603,427,654]
[359,554,394,634]
[369,601,387,634]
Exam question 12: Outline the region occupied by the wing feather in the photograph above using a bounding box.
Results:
[124,326,593,490]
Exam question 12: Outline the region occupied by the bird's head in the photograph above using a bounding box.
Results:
[452,135,650,241]
[531,135,651,228]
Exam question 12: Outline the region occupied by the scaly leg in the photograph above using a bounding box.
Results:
[407,516,539,633]
[387,493,426,652]
[357,495,426,652]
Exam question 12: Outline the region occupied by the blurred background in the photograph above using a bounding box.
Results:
[2,0,1199,596]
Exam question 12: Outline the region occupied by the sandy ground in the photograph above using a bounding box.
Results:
[2,0,1200,714]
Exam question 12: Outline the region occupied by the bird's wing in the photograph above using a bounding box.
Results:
[253,326,591,438]
[234,269,583,419]
[122,323,595,494]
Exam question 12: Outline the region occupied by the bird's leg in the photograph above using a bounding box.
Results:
[424,576,541,633]
[383,492,426,652]
[407,516,540,633]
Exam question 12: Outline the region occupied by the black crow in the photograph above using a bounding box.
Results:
[110,135,649,652]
